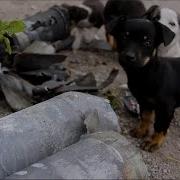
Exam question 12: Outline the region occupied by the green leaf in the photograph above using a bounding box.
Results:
[3,37,11,54]
[0,19,25,54]
[6,20,25,35]
[0,34,4,41]
[0,21,9,35]
[0,20,25,36]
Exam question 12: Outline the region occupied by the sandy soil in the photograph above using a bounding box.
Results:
[0,0,180,179]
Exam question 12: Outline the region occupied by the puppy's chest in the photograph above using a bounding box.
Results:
[128,74,158,98]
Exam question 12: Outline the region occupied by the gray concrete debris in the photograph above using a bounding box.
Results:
[0,73,34,111]
[24,41,56,54]
[14,5,70,51]
[7,131,148,179]
[60,92,120,133]
[0,92,120,178]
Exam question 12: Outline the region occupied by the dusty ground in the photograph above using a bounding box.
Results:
[0,0,180,179]
[0,0,180,20]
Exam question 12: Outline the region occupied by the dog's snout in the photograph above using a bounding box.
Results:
[126,52,136,62]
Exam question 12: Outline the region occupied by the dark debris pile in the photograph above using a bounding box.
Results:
[0,4,118,111]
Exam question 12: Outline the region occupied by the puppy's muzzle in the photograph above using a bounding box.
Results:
[126,52,136,62]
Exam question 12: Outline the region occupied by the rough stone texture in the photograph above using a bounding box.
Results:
[0,92,120,178]
[59,92,120,133]
[7,131,148,179]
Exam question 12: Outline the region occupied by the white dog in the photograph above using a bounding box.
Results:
[145,6,180,57]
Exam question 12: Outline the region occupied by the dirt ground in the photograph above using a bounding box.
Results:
[0,0,180,179]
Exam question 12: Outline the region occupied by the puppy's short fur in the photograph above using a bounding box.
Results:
[108,18,180,152]
[144,5,180,57]
[104,0,146,49]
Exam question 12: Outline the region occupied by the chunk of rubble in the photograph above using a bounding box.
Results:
[0,92,120,178]
[0,73,34,111]
[7,132,149,179]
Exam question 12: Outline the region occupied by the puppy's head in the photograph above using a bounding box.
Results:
[104,0,146,23]
[104,0,146,49]
[109,18,175,68]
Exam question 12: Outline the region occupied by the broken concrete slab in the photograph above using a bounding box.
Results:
[14,5,70,51]
[0,92,120,178]
[7,131,148,179]
[0,73,34,111]
[59,92,121,133]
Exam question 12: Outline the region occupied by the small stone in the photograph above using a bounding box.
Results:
[146,158,152,163]
[31,5,37,10]
[163,168,170,174]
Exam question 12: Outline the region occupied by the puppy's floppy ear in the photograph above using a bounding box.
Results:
[155,21,175,46]
[105,16,126,36]
[143,5,160,21]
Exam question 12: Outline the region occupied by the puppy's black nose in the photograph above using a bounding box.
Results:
[126,52,136,62]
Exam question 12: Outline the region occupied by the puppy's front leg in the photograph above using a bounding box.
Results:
[130,110,154,138]
[141,102,175,152]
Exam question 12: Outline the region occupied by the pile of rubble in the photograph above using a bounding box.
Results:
[0,4,115,112]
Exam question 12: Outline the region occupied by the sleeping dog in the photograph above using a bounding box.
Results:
[62,0,104,27]
[144,5,180,57]
[108,17,180,152]
[104,0,146,49]
[63,0,104,51]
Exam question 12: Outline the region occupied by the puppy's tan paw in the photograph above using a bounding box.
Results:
[130,127,148,138]
[140,132,166,152]
[130,110,154,138]
[140,140,160,152]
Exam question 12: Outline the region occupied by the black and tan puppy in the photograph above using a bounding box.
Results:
[108,17,178,152]
[104,0,146,49]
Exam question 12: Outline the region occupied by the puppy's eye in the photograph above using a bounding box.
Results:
[169,22,176,27]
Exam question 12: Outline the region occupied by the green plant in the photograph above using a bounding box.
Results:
[0,20,25,54]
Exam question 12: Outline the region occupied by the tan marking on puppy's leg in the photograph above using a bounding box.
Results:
[130,110,155,138]
[141,132,166,152]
